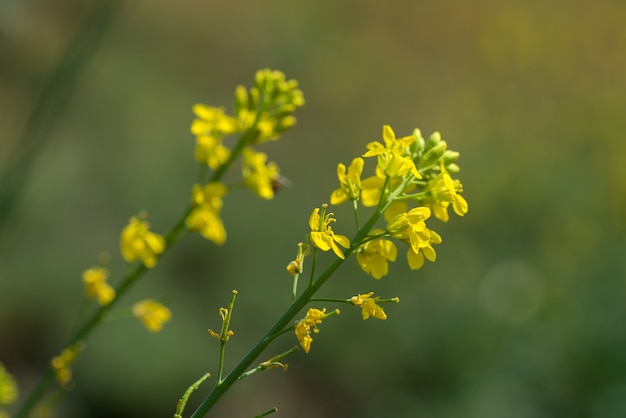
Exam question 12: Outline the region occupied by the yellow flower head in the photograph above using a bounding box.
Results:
[405,229,442,270]
[82,266,115,306]
[191,105,239,137]
[242,148,280,200]
[387,207,442,270]
[350,292,388,320]
[186,182,228,245]
[363,125,421,179]
[194,134,231,170]
[355,231,397,279]
[133,299,171,332]
[309,205,350,259]
[235,69,305,144]
[120,214,166,268]
[330,157,364,205]
[425,162,468,222]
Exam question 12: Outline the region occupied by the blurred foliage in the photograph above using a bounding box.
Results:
[1,0,626,417]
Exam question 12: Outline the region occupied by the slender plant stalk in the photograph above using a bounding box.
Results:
[188,207,382,417]
[0,0,124,238]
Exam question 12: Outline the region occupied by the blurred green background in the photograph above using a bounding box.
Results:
[2,0,626,417]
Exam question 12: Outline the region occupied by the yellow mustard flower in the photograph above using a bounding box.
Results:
[242,148,280,199]
[363,125,422,179]
[133,299,171,332]
[51,342,85,387]
[350,292,388,320]
[309,205,350,259]
[194,134,231,170]
[190,105,239,137]
[186,182,227,245]
[120,215,166,268]
[406,229,442,270]
[360,173,386,207]
[0,362,18,406]
[294,308,336,353]
[355,230,397,279]
[425,162,468,222]
[330,157,364,205]
[82,266,115,306]
[387,207,442,270]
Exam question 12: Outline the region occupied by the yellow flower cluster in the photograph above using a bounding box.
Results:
[326,124,468,278]
[82,266,115,306]
[119,214,166,268]
[133,299,171,332]
[51,342,85,387]
[186,182,227,245]
[187,69,304,243]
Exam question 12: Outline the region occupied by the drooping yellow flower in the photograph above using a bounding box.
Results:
[186,182,227,245]
[51,342,85,387]
[133,299,171,332]
[387,207,442,270]
[295,321,314,353]
[387,207,431,251]
[120,214,166,268]
[309,205,350,259]
[82,266,115,306]
[406,229,442,270]
[294,308,337,353]
[350,292,388,320]
[424,162,468,222]
[363,125,421,179]
[241,148,280,199]
[330,157,364,205]
[355,230,397,279]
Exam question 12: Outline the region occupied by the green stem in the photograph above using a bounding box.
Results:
[217,291,238,383]
[174,372,211,418]
[210,128,255,182]
[254,407,279,418]
[188,207,382,418]
[291,271,300,301]
[309,297,351,303]
[352,199,360,230]
[237,346,299,381]
[308,248,318,287]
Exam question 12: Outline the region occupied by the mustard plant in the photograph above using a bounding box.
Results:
[8,69,468,418]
